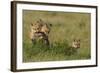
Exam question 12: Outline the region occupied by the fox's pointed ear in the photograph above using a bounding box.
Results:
[31,23,33,26]
[73,39,75,41]
[39,18,42,21]
[50,24,52,27]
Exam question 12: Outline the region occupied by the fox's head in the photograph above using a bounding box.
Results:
[31,21,42,33]
[72,39,80,48]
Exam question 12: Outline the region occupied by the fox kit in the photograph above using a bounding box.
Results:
[41,23,52,36]
[38,19,52,36]
[30,21,41,41]
[72,39,80,49]
[30,19,52,46]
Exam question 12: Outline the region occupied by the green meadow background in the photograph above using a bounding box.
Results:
[23,10,91,62]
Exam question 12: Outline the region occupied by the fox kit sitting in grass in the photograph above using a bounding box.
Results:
[72,39,80,49]
[71,39,80,54]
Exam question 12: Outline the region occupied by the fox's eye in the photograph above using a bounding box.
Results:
[37,28,39,30]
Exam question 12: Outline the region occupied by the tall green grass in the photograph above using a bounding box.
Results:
[23,10,91,62]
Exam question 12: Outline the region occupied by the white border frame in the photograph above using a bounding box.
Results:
[13,2,97,70]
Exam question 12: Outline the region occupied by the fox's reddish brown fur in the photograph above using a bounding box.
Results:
[72,39,80,49]
[30,19,52,46]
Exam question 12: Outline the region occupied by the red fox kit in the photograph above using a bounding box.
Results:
[30,19,52,46]
[72,39,80,49]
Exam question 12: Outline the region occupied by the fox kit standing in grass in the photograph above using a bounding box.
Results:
[30,19,52,46]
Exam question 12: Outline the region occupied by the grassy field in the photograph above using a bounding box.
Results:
[23,10,91,62]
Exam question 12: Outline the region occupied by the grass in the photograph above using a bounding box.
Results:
[23,40,90,62]
[23,10,91,62]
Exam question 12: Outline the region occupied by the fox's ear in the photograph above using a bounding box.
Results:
[50,24,52,27]
[31,23,33,26]
[39,18,42,21]
[73,39,75,41]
